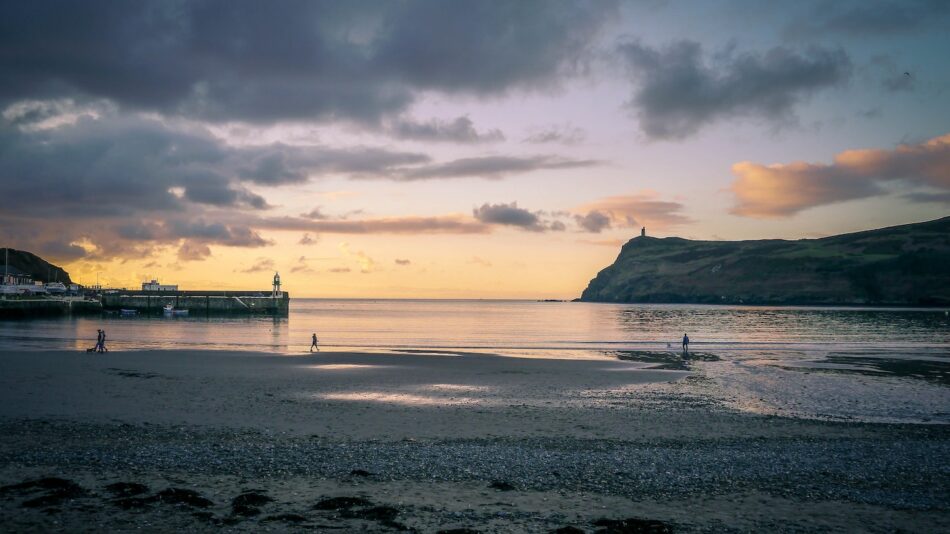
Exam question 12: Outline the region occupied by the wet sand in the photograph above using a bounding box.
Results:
[1,349,948,532]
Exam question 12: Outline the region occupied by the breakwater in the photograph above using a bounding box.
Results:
[0,298,102,317]
[101,290,289,316]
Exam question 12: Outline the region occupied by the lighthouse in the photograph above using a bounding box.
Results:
[272,272,282,298]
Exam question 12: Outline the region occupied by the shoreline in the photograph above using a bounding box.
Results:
[1,349,948,531]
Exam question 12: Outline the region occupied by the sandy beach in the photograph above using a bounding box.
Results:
[1,349,948,532]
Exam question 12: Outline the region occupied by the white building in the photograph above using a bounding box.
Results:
[142,279,178,292]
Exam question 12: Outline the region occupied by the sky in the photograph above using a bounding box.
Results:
[1,0,948,298]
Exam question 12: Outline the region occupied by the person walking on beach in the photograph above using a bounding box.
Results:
[310,332,319,352]
[682,333,689,353]
[98,329,108,353]
[94,329,103,353]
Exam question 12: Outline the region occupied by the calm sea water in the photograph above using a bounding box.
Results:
[1,299,948,355]
[1,300,948,423]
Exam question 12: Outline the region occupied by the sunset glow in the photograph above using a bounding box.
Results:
[2,1,947,298]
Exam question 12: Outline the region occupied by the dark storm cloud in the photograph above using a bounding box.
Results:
[235,147,430,185]
[35,240,89,262]
[392,155,598,181]
[785,0,950,37]
[0,114,438,220]
[0,111,591,260]
[183,177,270,209]
[618,40,851,139]
[388,116,504,143]
[168,220,270,248]
[238,153,307,185]
[0,0,616,124]
[369,0,615,93]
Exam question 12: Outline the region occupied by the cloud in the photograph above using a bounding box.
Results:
[576,192,692,230]
[303,208,329,220]
[573,210,612,233]
[523,125,586,144]
[785,0,950,37]
[0,112,486,260]
[259,214,489,234]
[298,233,318,245]
[868,56,916,93]
[473,202,540,228]
[328,267,352,273]
[339,242,376,273]
[472,202,565,232]
[178,242,212,262]
[35,240,89,262]
[240,258,276,273]
[617,40,851,139]
[388,116,504,143]
[0,1,616,124]
[168,220,271,247]
[903,191,950,205]
[392,155,597,181]
[730,133,950,217]
[468,256,492,267]
[290,256,314,273]
[394,258,411,266]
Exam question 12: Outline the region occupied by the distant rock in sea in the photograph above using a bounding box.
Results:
[580,216,950,306]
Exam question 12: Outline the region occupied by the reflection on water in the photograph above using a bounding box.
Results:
[0,299,947,423]
[306,364,392,371]
[1,299,947,356]
[316,391,480,406]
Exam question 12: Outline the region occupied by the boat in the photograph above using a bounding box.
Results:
[162,304,189,316]
[120,308,138,317]
[0,285,19,295]
[46,282,67,295]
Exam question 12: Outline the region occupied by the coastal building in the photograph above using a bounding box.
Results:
[2,266,33,286]
[142,279,178,292]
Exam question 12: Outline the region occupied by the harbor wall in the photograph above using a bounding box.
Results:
[0,298,103,317]
[100,292,290,315]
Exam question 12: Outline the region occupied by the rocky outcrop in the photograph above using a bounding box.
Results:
[1,248,73,284]
[580,217,950,306]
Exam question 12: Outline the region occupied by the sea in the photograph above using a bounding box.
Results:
[1,299,948,423]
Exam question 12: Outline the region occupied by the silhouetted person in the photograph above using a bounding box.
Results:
[310,332,319,352]
[682,333,689,353]
[98,329,108,353]
[94,329,103,352]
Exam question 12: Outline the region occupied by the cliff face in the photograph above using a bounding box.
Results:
[580,217,950,306]
[1,248,74,285]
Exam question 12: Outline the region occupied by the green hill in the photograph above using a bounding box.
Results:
[579,217,950,306]
[1,248,74,285]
